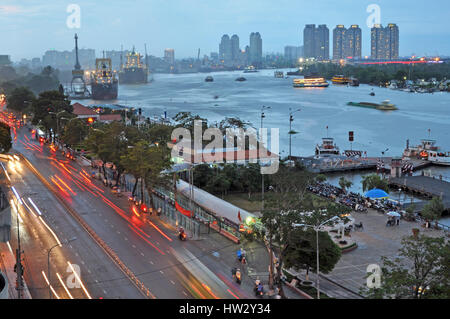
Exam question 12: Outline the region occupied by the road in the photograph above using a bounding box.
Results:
[6,123,253,299]
[1,158,144,299]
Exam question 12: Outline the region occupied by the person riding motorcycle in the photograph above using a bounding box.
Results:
[235,268,241,284]
[178,227,186,241]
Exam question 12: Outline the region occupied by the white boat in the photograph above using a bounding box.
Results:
[403,139,450,165]
[426,150,450,166]
[274,71,284,78]
[315,137,340,157]
[243,66,258,73]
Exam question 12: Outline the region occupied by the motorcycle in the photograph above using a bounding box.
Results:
[178,229,187,241]
[235,270,241,284]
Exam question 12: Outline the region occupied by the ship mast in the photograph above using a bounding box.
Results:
[120,44,123,70]
[144,43,148,68]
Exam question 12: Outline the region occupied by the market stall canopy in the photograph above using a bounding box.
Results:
[387,211,401,217]
[364,188,389,199]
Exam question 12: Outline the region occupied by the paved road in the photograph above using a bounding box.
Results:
[1,158,143,299]
[9,125,254,299]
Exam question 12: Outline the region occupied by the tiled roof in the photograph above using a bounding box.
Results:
[72,103,98,116]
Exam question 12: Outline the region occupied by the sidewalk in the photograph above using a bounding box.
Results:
[0,243,32,299]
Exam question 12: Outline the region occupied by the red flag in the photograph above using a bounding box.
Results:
[237,210,242,223]
[175,201,191,218]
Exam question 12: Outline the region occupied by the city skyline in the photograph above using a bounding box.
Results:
[1,0,449,61]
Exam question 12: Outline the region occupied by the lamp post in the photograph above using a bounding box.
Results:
[293,215,341,299]
[288,108,301,161]
[260,105,271,211]
[47,237,77,299]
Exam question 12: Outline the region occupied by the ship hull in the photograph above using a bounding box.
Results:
[119,68,148,84]
[91,82,118,100]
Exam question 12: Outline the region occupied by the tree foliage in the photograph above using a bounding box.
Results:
[362,235,450,299]
[361,174,389,193]
[421,197,444,221]
[0,122,12,153]
[5,87,35,113]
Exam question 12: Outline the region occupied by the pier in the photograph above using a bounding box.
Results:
[293,156,431,174]
[389,175,450,210]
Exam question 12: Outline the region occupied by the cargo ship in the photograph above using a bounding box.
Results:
[293,76,329,88]
[90,58,118,100]
[119,47,148,84]
[347,100,397,111]
[331,75,359,86]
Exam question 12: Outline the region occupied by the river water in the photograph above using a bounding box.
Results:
[74,69,450,220]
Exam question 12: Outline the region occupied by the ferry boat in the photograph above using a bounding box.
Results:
[205,76,214,82]
[274,71,284,78]
[315,137,340,157]
[293,77,329,88]
[243,66,258,73]
[332,75,350,85]
[403,139,450,166]
[332,75,359,86]
[347,100,397,111]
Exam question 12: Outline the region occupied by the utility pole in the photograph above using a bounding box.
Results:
[260,105,270,211]
[288,108,301,161]
[15,206,23,299]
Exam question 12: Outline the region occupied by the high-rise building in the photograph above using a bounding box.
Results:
[0,55,11,66]
[371,24,399,60]
[303,24,329,60]
[164,48,175,65]
[249,32,262,67]
[303,24,316,58]
[230,34,240,61]
[315,25,329,60]
[219,34,232,63]
[333,24,362,60]
[386,23,399,60]
[333,25,346,60]
[284,46,303,62]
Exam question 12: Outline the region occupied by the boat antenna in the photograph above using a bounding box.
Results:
[428,128,431,138]
[326,125,328,138]
[144,43,148,68]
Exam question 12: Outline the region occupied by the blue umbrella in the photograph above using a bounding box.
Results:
[365,188,389,199]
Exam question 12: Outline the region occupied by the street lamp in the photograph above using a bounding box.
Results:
[288,108,301,161]
[293,215,341,299]
[260,105,271,211]
[47,237,77,299]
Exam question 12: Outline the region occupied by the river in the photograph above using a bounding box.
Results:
[74,68,450,215]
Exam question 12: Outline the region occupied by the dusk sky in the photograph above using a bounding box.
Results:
[1,0,449,61]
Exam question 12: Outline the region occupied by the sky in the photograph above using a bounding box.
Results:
[1,0,449,61]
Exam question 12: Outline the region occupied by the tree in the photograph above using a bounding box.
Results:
[362,235,449,299]
[284,227,341,281]
[315,174,327,183]
[61,118,88,146]
[0,123,12,153]
[421,197,444,221]
[121,141,154,199]
[361,174,389,193]
[255,165,314,297]
[338,176,352,193]
[5,87,35,114]
[31,90,72,139]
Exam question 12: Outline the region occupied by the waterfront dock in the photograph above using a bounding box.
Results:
[294,156,431,174]
[389,175,450,209]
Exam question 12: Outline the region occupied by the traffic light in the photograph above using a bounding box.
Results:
[349,131,354,142]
